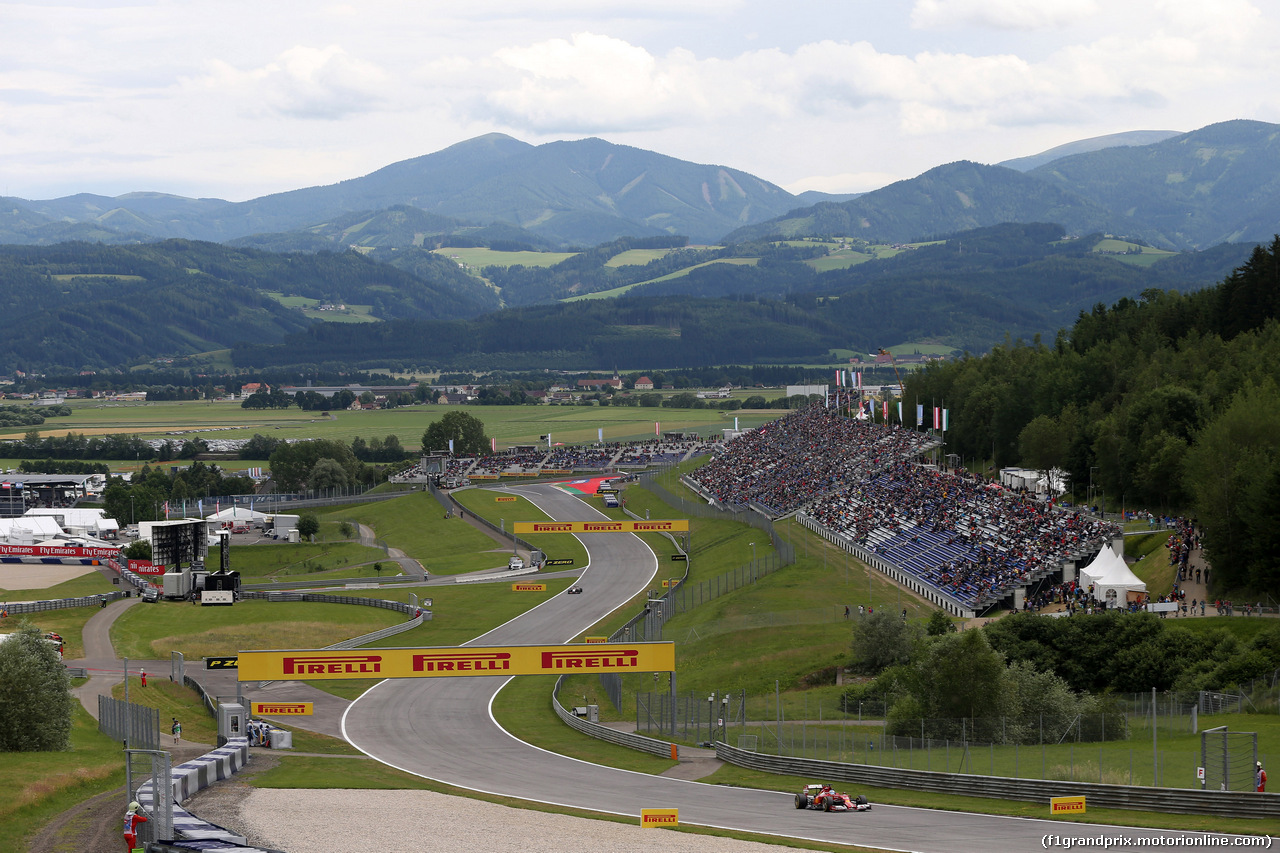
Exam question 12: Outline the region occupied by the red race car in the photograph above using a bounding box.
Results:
[794,784,871,812]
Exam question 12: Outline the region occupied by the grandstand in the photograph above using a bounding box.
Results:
[686,405,1119,617]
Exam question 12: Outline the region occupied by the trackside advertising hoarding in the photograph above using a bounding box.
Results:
[251,702,313,716]
[0,543,121,559]
[512,520,688,534]
[641,808,679,827]
[235,642,676,681]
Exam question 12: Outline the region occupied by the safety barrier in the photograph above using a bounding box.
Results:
[552,676,678,760]
[1,590,125,614]
[714,743,1280,818]
[242,574,422,591]
[133,737,282,850]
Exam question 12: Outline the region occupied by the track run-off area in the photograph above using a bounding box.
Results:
[341,483,1262,852]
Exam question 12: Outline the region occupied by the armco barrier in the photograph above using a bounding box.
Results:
[714,743,1280,819]
[553,676,678,760]
[1,590,124,614]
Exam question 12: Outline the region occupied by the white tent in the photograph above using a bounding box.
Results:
[1080,545,1147,608]
[202,507,273,526]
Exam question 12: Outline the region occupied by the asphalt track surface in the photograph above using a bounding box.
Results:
[343,484,1255,852]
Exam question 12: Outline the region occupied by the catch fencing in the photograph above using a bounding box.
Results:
[99,695,159,750]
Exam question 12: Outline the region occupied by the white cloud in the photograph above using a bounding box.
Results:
[911,0,1100,31]
[189,45,389,120]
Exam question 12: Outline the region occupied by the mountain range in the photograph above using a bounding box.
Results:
[3,120,1279,374]
[5,121,1280,252]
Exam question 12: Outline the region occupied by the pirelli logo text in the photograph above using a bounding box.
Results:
[282,654,382,676]
[514,520,689,534]
[541,649,639,670]
[640,808,679,827]
[236,642,675,681]
[413,652,511,673]
[1049,796,1086,815]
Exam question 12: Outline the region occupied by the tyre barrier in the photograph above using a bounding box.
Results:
[134,737,285,851]
[713,743,1280,819]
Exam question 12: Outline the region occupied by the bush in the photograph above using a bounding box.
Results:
[0,624,73,751]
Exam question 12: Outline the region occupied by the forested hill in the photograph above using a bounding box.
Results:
[725,121,1280,251]
[904,237,1280,594]
[231,297,844,371]
[0,240,497,372]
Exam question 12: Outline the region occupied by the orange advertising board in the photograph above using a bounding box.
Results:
[236,642,676,681]
[513,520,688,534]
[495,496,517,502]
[511,583,546,591]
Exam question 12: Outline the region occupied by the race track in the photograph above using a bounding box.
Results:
[342,484,1251,852]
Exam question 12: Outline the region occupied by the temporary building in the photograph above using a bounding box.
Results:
[1080,545,1147,608]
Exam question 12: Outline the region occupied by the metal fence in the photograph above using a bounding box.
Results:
[1202,728,1258,792]
[631,689,1270,790]
[99,695,159,750]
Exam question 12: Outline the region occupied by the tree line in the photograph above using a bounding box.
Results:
[904,237,1280,594]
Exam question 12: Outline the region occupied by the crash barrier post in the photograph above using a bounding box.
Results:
[552,676,678,760]
[714,742,1280,818]
[99,695,160,750]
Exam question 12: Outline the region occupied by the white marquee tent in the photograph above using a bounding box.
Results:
[1080,545,1147,608]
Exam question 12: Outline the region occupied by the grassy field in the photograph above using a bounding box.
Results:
[805,248,876,272]
[433,247,577,268]
[109,599,406,660]
[564,258,759,301]
[604,248,684,267]
[262,291,379,323]
[0,706,125,853]
[451,488,590,569]
[0,400,783,452]
[1092,239,1178,268]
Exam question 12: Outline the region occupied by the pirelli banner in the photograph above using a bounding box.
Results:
[235,641,676,681]
[513,520,688,534]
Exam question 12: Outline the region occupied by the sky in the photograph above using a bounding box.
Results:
[3,0,1279,202]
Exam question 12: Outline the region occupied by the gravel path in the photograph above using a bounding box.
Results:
[188,785,816,853]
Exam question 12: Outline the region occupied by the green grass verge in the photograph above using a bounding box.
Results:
[452,488,590,569]
[0,706,125,853]
[493,674,676,774]
[210,540,388,579]
[109,599,405,660]
[318,491,504,575]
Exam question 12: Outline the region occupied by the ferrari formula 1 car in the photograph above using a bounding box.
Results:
[794,784,871,812]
